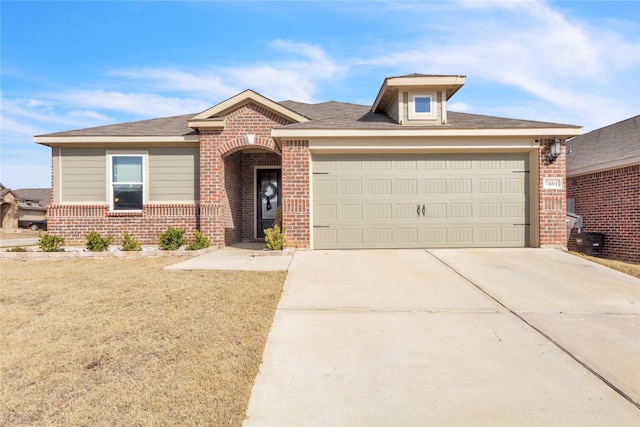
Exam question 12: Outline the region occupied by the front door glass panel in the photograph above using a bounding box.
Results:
[257,169,281,238]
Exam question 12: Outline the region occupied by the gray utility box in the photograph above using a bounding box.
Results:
[575,233,605,257]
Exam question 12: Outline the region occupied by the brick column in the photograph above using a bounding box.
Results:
[199,130,225,248]
[281,140,310,248]
[538,139,567,247]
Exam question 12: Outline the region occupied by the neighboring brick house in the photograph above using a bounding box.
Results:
[14,188,51,230]
[566,115,639,263]
[0,183,19,229]
[35,74,581,249]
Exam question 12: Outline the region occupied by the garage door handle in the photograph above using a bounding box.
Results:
[417,204,421,217]
[422,204,425,217]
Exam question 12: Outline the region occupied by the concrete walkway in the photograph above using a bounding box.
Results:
[165,243,294,271]
[244,248,640,426]
[0,237,39,248]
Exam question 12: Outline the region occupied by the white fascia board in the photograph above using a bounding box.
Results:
[272,127,582,139]
[310,145,535,152]
[186,118,225,129]
[371,80,390,112]
[386,75,466,87]
[191,90,309,124]
[34,135,200,146]
[309,138,538,152]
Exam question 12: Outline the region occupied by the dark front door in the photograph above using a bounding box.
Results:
[256,169,281,238]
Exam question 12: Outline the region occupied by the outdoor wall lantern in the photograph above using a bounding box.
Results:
[548,137,562,164]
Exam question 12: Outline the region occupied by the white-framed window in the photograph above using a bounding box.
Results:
[408,93,436,120]
[109,154,145,211]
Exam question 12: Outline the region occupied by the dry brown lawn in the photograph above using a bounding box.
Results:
[0,257,285,426]
[569,251,640,279]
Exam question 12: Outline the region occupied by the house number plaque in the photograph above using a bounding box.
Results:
[543,178,563,190]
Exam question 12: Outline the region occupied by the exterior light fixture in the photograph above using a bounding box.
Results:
[548,137,562,164]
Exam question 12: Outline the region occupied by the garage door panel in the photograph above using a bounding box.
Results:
[371,228,393,244]
[313,153,530,249]
[340,204,363,220]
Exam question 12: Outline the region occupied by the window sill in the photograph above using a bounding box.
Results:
[107,211,144,217]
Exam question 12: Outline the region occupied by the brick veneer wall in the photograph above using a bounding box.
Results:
[224,151,243,245]
[199,102,292,248]
[47,204,198,245]
[281,140,310,247]
[538,140,568,247]
[567,164,640,263]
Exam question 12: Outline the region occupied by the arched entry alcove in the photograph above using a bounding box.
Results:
[220,138,282,245]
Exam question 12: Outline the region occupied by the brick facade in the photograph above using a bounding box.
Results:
[199,102,292,248]
[281,140,311,248]
[567,164,640,263]
[47,204,198,245]
[45,107,571,251]
[48,102,290,248]
[538,139,568,247]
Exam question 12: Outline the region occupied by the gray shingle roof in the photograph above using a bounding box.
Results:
[37,99,579,138]
[15,188,52,207]
[279,102,578,130]
[37,114,198,137]
[567,115,640,175]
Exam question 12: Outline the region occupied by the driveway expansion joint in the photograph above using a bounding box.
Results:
[425,249,640,411]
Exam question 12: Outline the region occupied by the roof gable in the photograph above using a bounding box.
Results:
[188,90,310,130]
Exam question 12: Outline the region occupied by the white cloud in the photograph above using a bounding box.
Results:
[360,0,640,130]
[108,40,346,103]
[447,102,470,112]
[67,110,111,121]
[49,90,210,118]
[109,68,237,99]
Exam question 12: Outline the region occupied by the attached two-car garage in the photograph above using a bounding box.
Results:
[312,153,530,249]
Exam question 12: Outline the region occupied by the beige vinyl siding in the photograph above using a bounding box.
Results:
[148,147,199,203]
[58,146,199,205]
[387,93,399,123]
[60,147,106,203]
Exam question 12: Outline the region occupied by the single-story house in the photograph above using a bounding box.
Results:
[0,183,19,229]
[14,188,51,230]
[34,74,582,249]
[566,115,639,263]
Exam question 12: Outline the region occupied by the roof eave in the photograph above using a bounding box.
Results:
[272,127,582,139]
[567,156,640,177]
[34,135,200,147]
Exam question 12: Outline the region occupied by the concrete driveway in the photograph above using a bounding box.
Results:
[244,249,640,426]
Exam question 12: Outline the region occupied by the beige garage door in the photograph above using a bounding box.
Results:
[312,153,530,249]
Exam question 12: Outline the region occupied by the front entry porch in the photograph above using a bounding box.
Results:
[222,150,282,246]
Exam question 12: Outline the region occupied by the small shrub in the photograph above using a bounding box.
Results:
[86,231,113,252]
[38,234,65,252]
[6,247,27,252]
[122,232,142,251]
[187,230,210,251]
[264,225,285,251]
[159,226,185,251]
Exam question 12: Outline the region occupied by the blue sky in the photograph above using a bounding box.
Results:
[2,0,639,189]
